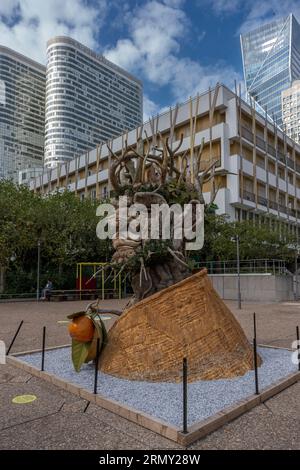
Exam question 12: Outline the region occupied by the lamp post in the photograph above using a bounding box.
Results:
[36,239,41,301]
[232,235,241,309]
[295,247,299,301]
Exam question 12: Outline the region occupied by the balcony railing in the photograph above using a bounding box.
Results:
[242,195,297,217]
[241,126,254,143]
[195,259,287,275]
[277,151,285,164]
[278,204,287,214]
[269,200,278,210]
[243,190,255,202]
[286,157,294,169]
[267,144,276,157]
[240,129,300,175]
[257,195,268,207]
[256,135,265,151]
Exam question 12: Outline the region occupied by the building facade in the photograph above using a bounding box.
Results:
[241,14,300,127]
[44,37,143,168]
[30,84,300,239]
[282,80,300,144]
[0,46,45,181]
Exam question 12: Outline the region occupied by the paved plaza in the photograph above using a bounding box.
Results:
[0,299,300,449]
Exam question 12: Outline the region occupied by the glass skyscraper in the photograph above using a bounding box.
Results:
[45,37,143,168]
[0,46,45,181]
[241,14,300,127]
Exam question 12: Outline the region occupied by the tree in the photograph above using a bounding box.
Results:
[0,181,112,293]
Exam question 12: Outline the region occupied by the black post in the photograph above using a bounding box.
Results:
[253,312,257,341]
[6,320,24,355]
[253,337,259,395]
[297,326,300,372]
[94,338,100,394]
[36,239,41,302]
[236,235,241,309]
[182,357,188,434]
[41,326,46,371]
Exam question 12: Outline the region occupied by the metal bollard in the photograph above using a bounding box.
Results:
[6,320,24,356]
[94,338,100,394]
[182,357,188,434]
[41,326,46,371]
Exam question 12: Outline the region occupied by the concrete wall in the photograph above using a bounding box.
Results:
[209,273,294,302]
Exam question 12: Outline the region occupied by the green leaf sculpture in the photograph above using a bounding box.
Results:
[71,339,91,372]
[67,307,107,372]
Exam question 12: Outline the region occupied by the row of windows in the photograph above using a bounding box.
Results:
[48,46,141,91]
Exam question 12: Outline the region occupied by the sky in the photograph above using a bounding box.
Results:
[1,0,300,121]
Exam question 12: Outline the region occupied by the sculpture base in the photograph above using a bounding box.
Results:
[100,269,261,382]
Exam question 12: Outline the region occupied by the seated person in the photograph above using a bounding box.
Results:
[41,280,53,300]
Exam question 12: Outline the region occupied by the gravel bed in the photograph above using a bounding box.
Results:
[18,347,297,427]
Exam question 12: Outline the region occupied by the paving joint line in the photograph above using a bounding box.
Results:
[0,402,66,433]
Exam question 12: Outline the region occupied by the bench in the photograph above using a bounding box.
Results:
[47,289,120,301]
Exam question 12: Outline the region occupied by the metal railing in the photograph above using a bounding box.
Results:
[256,135,265,151]
[241,192,298,217]
[0,292,36,301]
[257,195,268,207]
[243,190,255,202]
[240,131,298,173]
[241,126,254,143]
[194,259,287,275]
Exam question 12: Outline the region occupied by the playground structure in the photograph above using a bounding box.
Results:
[76,262,127,299]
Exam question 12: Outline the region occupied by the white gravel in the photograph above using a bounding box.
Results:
[19,346,297,427]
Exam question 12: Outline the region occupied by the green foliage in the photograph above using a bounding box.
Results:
[191,212,297,264]
[1,180,297,292]
[0,181,112,293]
[71,339,91,372]
[158,181,199,206]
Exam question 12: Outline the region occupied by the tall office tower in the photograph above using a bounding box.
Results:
[241,14,300,127]
[45,37,143,168]
[282,80,300,143]
[0,46,46,181]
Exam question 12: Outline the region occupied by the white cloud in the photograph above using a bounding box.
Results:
[162,0,186,7]
[238,1,300,33]
[105,0,242,114]
[204,0,300,33]
[206,0,242,14]
[0,0,108,64]
[0,0,19,17]
[143,95,161,121]
[197,30,206,42]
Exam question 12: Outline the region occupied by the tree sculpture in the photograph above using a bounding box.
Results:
[68,88,262,381]
[103,127,220,303]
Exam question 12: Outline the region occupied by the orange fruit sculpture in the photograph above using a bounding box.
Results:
[68,315,95,343]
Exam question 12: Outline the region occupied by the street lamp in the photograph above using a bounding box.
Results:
[36,240,41,301]
[231,235,241,309]
[295,247,299,301]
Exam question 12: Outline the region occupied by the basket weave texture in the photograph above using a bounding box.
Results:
[100,269,261,382]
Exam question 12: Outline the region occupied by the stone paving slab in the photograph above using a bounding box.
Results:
[189,396,300,450]
[1,299,300,449]
[0,411,154,450]
[85,404,183,450]
[1,360,300,449]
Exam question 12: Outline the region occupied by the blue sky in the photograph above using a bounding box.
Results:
[1,0,300,119]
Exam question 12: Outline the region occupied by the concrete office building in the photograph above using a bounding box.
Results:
[44,37,143,168]
[282,80,300,144]
[0,46,45,182]
[241,14,300,127]
[30,84,300,241]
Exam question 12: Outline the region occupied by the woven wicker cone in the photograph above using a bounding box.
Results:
[100,269,262,382]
